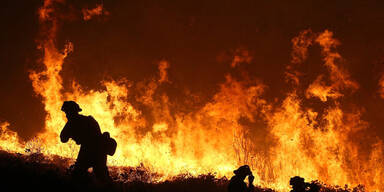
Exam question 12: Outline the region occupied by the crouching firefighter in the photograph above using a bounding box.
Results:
[228,165,255,192]
[60,101,117,183]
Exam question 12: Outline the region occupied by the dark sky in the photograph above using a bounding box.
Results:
[1,0,384,140]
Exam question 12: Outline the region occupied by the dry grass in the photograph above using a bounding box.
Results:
[0,150,366,192]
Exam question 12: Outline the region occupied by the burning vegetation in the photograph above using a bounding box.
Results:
[1,0,384,191]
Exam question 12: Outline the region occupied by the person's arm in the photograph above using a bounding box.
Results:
[60,122,71,143]
[247,174,255,192]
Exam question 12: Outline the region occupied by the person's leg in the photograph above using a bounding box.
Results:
[93,154,111,182]
[72,146,91,181]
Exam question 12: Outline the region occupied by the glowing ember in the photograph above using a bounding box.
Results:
[82,4,109,21]
[379,75,384,99]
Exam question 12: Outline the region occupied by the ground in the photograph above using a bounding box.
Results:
[0,150,364,192]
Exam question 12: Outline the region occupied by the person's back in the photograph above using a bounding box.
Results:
[61,114,102,146]
[289,176,320,192]
[228,175,249,192]
[290,176,306,192]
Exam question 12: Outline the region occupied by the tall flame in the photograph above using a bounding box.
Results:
[0,1,384,191]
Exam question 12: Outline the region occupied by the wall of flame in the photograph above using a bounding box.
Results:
[0,0,384,191]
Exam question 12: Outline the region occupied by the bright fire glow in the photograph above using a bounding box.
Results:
[0,1,384,191]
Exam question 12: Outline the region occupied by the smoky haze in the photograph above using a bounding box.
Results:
[1,0,384,142]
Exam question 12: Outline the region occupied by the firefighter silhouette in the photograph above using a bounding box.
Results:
[290,176,320,192]
[228,165,255,192]
[60,101,116,182]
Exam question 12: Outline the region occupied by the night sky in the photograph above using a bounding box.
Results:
[1,0,384,140]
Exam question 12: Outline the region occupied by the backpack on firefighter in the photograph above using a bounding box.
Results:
[102,132,117,156]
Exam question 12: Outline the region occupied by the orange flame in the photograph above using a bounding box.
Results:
[379,75,384,99]
[0,1,383,191]
[82,4,109,21]
[0,122,25,153]
[231,48,252,68]
[158,60,170,83]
